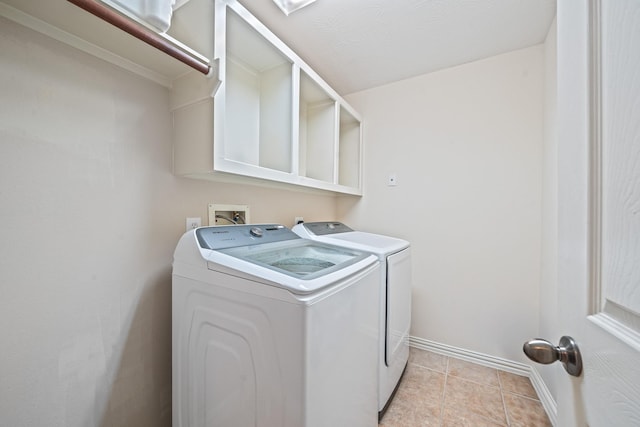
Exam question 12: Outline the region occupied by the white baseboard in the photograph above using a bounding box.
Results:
[409,336,558,426]
[528,365,558,427]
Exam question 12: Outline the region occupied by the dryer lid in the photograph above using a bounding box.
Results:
[293,222,409,255]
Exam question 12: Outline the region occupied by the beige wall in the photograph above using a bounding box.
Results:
[0,10,554,426]
[340,45,544,363]
[0,18,336,427]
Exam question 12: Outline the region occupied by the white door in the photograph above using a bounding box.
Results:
[556,0,640,425]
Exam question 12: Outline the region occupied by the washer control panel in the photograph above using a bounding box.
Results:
[249,227,263,237]
[196,224,298,250]
[303,222,354,236]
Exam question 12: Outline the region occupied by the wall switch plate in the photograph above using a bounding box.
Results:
[388,173,398,186]
[208,204,250,226]
[186,217,201,231]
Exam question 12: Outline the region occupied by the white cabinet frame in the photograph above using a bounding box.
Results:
[173,0,363,195]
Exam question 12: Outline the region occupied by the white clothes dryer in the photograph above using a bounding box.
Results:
[172,224,380,427]
[293,222,411,418]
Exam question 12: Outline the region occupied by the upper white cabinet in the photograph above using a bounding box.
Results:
[172,0,363,195]
[0,0,363,195]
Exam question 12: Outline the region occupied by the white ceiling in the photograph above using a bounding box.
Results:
[236,0,556,95]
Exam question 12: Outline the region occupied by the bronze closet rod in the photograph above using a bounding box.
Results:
[67,0,211,75]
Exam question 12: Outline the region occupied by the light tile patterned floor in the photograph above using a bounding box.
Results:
[379,348,552,427]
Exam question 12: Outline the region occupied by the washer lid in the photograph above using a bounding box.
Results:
[219,239,370,281]
[188,225,377,294]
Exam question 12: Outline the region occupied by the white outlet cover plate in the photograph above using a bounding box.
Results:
[186,217,202,231]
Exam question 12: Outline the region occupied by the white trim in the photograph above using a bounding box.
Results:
[409,336,529,375]
[589,312,640,353]
[409,336,558,426]
[588,0,603,316]
[529,366,558,427]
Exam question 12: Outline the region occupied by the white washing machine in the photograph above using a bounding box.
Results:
[292,222,411,418]
[172,224,380,427]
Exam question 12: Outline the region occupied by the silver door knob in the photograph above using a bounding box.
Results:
[523,336,583,377]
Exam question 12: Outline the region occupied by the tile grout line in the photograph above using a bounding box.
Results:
[438,356,450,426]
[497,371,511,427]
[446,372,503,390]
[403,349,551,427]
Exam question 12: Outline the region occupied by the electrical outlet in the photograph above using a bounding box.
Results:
[295,216,304,225]
[186,217,201,231]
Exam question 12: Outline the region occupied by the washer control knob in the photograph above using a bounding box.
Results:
[250,227,263,237]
